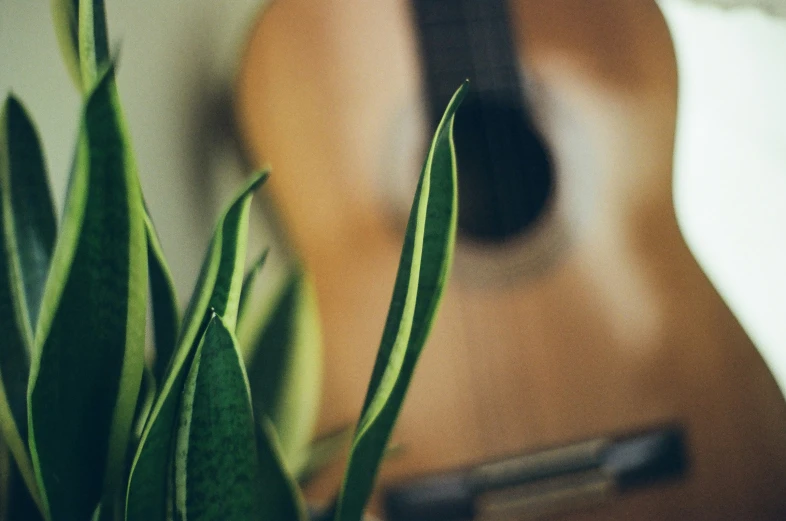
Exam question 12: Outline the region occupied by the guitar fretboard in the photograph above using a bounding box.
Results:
[412,0,553,243]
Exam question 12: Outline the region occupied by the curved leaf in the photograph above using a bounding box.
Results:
[27,68,147,521]
[0,96,55,515]
[0,437,45,521]
[334,82,466,521]
[77,0,110,89]
[51,0,109,91]
[50,0,110,92]
[256,418,308,521]
[1,97,57,330]
[172,314,262,520]
[237,247,268,327]
[245,267,322,475]
[298,425,353,485]
[132,366,157,441]
[126,172,267,521]
[50,0,81,88]
[145,208,179,383]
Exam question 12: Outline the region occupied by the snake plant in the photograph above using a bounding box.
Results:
[0,1,465,520]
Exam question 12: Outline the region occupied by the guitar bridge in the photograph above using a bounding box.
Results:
[384,426,687,521]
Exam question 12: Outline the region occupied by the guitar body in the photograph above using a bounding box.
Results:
[235,1,786,519]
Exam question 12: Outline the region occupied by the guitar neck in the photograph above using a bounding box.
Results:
[412,0,522,121]
[411,0,553,243]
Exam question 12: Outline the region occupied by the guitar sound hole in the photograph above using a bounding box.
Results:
[454,93,553,243]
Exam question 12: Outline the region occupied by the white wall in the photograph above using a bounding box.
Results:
[660,0,786,390]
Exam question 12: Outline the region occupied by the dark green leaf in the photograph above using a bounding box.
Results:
[0,439,44,521]
[334,82,466,521]
[237,247,268,327]
[28,68,147,521]
[172,314,262,520]
[126,172,267,521]
[245,267,322,474]
[145,208,179,383]
[0,443,7,519]
[0,95,56,515]
[256,418,308,521]
[1,97,57,330]
[2,453,46,521]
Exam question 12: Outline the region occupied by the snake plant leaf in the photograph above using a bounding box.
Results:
[245,267,322,475]
[50,0,81,88]
[0,96,55,515]
[145,208,179,383]
[0,443,6,519]
[0,438,45,521]
[126,172,267,521]
[132,366,157,441]
[27,67,147,521]
[237,247,268,327]
[77,0,110,89]
[172,314,263,520]
[298,424,353,485]
[256,418,309,521]
[334,82,466,521]
[0,97,57,331]
[51,0,109,91]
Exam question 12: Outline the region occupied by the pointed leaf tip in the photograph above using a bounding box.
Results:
[238,248,269,327]
[334,82,464,521]
[127,177,264,521]
[28,57,146,521]
[0,92,54,516]
[173,314,265,520]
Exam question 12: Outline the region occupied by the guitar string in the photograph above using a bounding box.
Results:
[453,0,546,457]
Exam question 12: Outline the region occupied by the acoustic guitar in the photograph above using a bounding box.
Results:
[234,0,786,519]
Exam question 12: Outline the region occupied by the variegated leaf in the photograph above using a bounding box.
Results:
[125,172,267,521]
[0,95,55,516]
[334,83,466,521]
[28,67,147,521]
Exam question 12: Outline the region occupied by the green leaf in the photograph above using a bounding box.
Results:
[0,442,7,519]
[145,208,179,383]
[237,247,268,327]
[50,0,110,92]
[298,425,353,485]
[256,418,309,521]
[132,366,157,441]
[126,172,267,521]
[0,438,45,521]
[0,96,57,515]
[27,68,147,521]
[78,0,110,89]
[333,82,466,521]
[0,97,57,330]
[245,267,322,475]
[1,453,46,521]
[171,314,261,520]
[50,0,81,88]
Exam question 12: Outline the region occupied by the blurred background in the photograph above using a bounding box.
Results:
[1,0,785,391]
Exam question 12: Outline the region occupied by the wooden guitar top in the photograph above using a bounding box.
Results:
[235,0,786,518]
